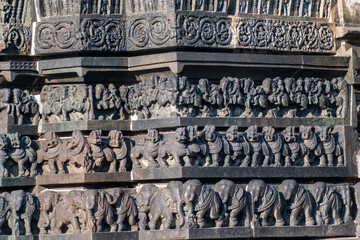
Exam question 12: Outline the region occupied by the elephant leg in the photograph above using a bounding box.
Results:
[290,207,301,226]
[0,160,5,179]
[244,204,251,227]
[23,217,32,235]
[240,155,250,167]
[319,154,326,167]
[337,155,344,167]
[71,217,81,234]
[119,158,127,172]
[304,206,316,226]
[321,204,330,225]
[260,210,271,226]
[229,208,241,227]
[96,216,103,232]
[274,206,285,226]
[128,212,139,231]
[251,153,259,167]
[0,217,6,234]
[333,209,344,225]
[117,213,126,231]
[138,212,148,231]
[149,210,160,230]
[327,154,334,167]
[162,210,173,230]
[211,154,219,167]
[196,210,206,228]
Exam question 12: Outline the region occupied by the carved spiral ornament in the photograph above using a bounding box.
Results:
[149,17,170,45]
[130,19,149,47]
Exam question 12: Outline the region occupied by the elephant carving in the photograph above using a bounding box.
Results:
[314,182,344,225]
[38,191,59,234]
[88,130,116,172]
[183,179,223,228]
[131,129,161,168]
[106,188,138,231]
[336,183,353,223]
[2,190,36,236]
[37,131,65,174]
[279,179,315,226]
[248,179,285,227]
[135,184,158,230]
[53,190,84,234]
[136,181,185,230]
[108,130,130,172]
[214,180,250,227]
[79,189,116,232]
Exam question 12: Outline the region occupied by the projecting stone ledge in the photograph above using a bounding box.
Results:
[25,223,356,240]
[36,172,131,187]
[132,166,357,181]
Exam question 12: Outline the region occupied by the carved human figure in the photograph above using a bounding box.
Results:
[279,180,315,226]
[214,180,250,227]
[38,191,59,234]
[107,188,138,231]
[6,133,37,177]
[241,125,262,167]
[108,130,129,172]
[183,179,223,228]
[314,182,344,225]
[316,126,343,167]
[2,190,35,236]
[37,131,65,174]
[131,129,161,168]
[88,130,116,172]
[248,179,285,227]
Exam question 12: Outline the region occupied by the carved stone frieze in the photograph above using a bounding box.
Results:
[40,75,348,123]
[35,179,355,235]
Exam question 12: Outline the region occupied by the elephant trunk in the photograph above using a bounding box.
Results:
[176,196,185,228]
[41,209,50,228]
[184,193,193,225]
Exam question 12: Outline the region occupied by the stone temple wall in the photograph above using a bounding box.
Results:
[0,0,358,239]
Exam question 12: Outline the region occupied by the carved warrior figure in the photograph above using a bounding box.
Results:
[279,180,315,226]
[314,182,344,225]
[0,190,36,236]
[248,180,285,227]
[183,179,223,228]
[214,180,250,227]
